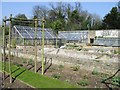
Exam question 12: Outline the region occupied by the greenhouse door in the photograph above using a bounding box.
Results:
[90,38,94,44]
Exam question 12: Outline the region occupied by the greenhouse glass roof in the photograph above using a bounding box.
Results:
[58,31,88,41]
[13,25,56,39]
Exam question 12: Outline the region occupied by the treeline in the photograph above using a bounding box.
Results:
[12,2,102,32]
[6,2,120,33]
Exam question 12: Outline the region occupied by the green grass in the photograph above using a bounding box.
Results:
[0,61,78,88]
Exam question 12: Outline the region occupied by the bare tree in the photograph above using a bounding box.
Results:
[32,5,49,19]
[118,1,120,12]
[91,13,102,29]
[49,2,67,18]
[75,2,82,12]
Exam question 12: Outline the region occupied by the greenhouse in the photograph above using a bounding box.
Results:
[12,25,65,46]
[12,25,120,47]
[93,38,120,47]
[58,31,88,43]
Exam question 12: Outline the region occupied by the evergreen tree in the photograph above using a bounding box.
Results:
[102,7,120,29]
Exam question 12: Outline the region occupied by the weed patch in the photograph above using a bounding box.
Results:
[77,79,88,86]
[58,65,64,69]
[71,65,79,71]
[52,74,62,79]
[92,68,99,75]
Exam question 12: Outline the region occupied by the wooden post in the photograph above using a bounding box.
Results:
[8,14,12,83]
[56,34,58,48]
[34,18,37,73]
[23,38,25,45]
[42,18,45,75]
[1,21,3,87]
[87,24,90,44]
[3,16,6,81]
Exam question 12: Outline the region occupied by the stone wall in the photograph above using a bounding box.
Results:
[96,30,119,38]
[88,30,96,43]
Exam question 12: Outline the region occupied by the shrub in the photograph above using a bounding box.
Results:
[52,74,62,79]
[28,41,32,45]
[100,50,104,53]
[66,44,79,49]
[113,50,117,54]
[114,50,120,54]
[13,62,18,65]
[28,59,33,65]
[50,67,56,71]
[21,57,27,64]
[92,68,99,75]
[11,39,16,48]
[19,38,23,45]
[71,65,80,71]
[11,54,14,58]
[76,47,82,51]
[112,76,120,86]
[77,79,88,86]
[18,64,23,67]
[65,79,70,83]
[83,75,88,79]
[22,59,27,64]
[21,57,24,61]
[16,63,23,67]
[58,65,64,69]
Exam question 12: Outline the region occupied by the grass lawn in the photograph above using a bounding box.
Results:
[0,61,78,88]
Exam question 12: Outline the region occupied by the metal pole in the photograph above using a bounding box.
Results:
[34,18,37,73]
[42,18,45,75]
[3,16,6,81]
[8,14,12,83]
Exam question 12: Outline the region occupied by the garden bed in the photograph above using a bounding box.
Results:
[0,61,77,88]
[4,56,120,88]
